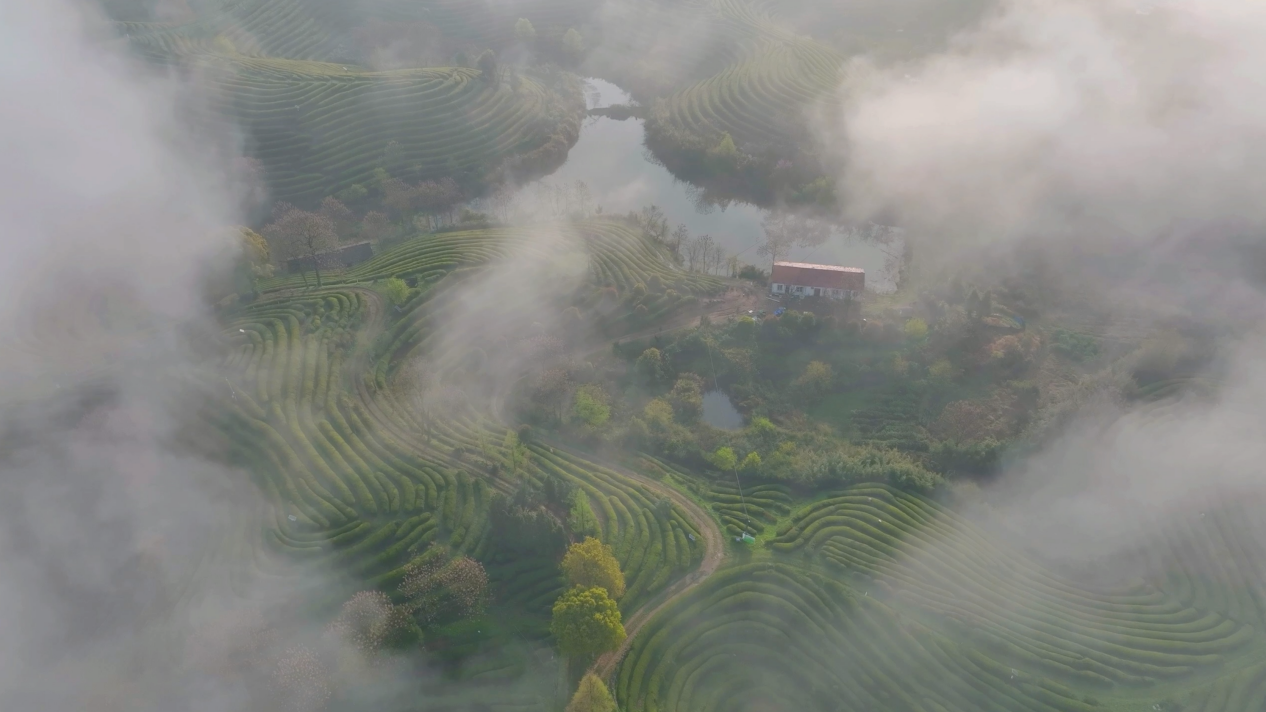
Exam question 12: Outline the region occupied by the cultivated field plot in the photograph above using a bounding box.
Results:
[259,218,727,298]
[208,218,717,629]
[640,0,846,155]
[112,0,586,204]
[618,483,1266,712]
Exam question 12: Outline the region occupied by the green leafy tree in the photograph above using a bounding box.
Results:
[232,226,273,297]
[710,446,738,471]
[739,451,762,473]
[477,49,498,82]
[514,18,536,44]
[667,375,703,423]
[567,673,617,712]
[905,317,928,339]
[642,398,674,427]
[384,277,410,306]
[706,132,739,172]
[561,537,625,599]
[572,385,610,428]
[551,586,625,657]
[562,28,584,58]
[635,347,664,382]
[793,361,833,393]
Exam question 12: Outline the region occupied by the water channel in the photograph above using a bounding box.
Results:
[534,78,895,290]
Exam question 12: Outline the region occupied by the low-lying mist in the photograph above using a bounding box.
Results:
[822,0,1266,568]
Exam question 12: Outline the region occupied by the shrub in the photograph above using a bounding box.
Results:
[384,277,410,306]
[573,384,611,428]
[792,360,833,398]
[568,673,616,712]
[904,318,928,339]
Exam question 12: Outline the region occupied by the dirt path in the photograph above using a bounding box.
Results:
[579,453,725,682]
[575,285,763,361]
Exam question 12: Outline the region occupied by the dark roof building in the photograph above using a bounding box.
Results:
[769,261,864,299]
[286,241,375,273]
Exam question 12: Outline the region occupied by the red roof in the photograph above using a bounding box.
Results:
[770,262,865,291]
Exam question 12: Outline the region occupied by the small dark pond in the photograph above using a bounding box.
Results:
[702,390,744,430]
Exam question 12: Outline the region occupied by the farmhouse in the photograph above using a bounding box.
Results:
[770,261,864,299]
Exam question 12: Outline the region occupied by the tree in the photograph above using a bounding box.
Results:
[264,206,337,287]
[793,360,833,393]
[328,590,417,654]
[706,132,739,172]
[694,234,716,273]
[490,183,514,223]
[684,235,705,272]
[360,210,391,242]
[562,28,584,59]
[561,537,625,599]
[756,216,795,268]
[904,317,928,339]
[477,50,498,82]
[514,18,536,44]
[669,224,688,261]
[637,204,669,244]
[551,586,625,657]
[233,227,273,297]
[503,429,531,475]
[381,177,417,217]
[567,673,617,712]
[710,446,738,471]
[635,347,664,382]
[319,196,354,239]
[642,398,674,427]
[667,375,703,423]
[572,385,611,428]
[384,277,410,306]
[757,214,831,269]
[399,555,490,625]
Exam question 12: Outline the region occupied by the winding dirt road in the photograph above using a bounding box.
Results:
[582,453,725,681]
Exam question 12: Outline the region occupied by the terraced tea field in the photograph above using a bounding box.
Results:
[639,0,846,157]
[211,219,722,611]
[113,0,586,204]
[615,481,1266,712]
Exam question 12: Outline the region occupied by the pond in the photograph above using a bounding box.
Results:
[534,78,895,290]
[702,390,744,430]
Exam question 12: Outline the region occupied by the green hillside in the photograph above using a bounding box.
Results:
[111,0,587,204]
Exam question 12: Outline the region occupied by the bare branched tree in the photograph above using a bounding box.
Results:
[637,204,669,244]
[669,223,689,261]
[490,184,514,224]
[757,214,831,269]
[319,196,354,240]
[695,234,716,273]
[264,207,337,288]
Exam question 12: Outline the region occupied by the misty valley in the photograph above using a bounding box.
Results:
[3,0,1266,711]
